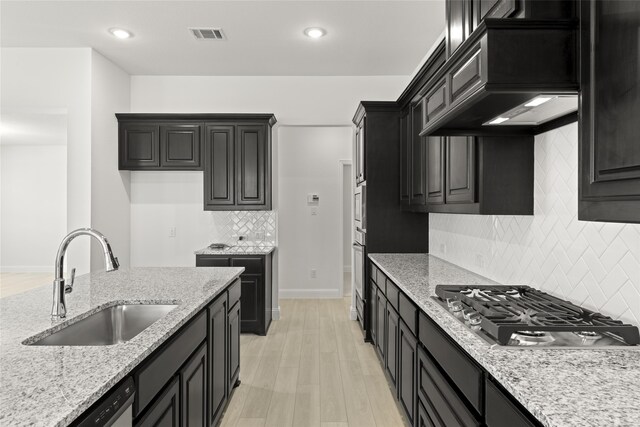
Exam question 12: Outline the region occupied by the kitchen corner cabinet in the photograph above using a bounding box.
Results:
[426,135,534,215]
[578,1,640,223]
[116,113,276,211]
[130,279,241,427]
[196,253,273,335]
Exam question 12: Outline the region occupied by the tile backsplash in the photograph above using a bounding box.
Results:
[429,123,640,325]
[208,210,277,247]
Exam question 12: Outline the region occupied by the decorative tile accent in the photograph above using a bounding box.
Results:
[429,123,640,325]
[208,211,277,247]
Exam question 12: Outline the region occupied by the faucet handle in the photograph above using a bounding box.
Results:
[65,268,76,294]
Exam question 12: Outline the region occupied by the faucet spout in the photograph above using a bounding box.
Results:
[52,228,119,319]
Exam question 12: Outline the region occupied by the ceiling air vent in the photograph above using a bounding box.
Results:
[189,28,226,41]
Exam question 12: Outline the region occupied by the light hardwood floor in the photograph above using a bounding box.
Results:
[221,298,407,427]
[0,272,52,298]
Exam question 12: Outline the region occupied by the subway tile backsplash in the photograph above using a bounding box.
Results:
[429,123,640,325]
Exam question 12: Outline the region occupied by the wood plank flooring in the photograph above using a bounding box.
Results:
[0,273,51,298]
[221,298,407,427]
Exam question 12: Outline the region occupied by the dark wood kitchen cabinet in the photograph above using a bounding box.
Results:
[579,0,640,223]
[426,135,533,215]
[385,301,399,391]
[180,343,207,427]
[127,280,241,427]
[398,319,417,426]
[485,379,540,427]
[196,252,273,335]
[116,113,276,211]
[446,0,473,57]
[208,294,228,427]
[410,101,428,208]
[355,117,365,184]
[400,111,411,206]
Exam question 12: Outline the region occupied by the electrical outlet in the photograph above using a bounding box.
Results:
[311,207,318,216]
[254,231,265,241]
[169,227,176,238]
[310,269,317,279]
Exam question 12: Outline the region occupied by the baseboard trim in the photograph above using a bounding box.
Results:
[350,307,357,321]
[272,307,281,320]
[279,289,343,299]
[0,266,51,273]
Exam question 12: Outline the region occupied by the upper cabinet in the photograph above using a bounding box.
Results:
[117,114,276,211]
[355,117,366,184]
[578,1,640,223]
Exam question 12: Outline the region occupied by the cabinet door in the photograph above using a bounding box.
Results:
[136,378,180,427]
[426,136,445,205]
[486,380,538,427]
[445,136,475,204]
[398,320,417,426]
[376,291,386,362]
[228,301,241,391]
[353,245,364,300]
[400,111,411,205]
[410,101,427,206]
[418,401,436,427]
[208,296,227,427]
[446,0,471,57]
[160,124,201,169]
[180,343,207,427]
[120,123,160,169]
[385,304,399,392]
[579,1,640,223]
[371,284,378,346]
[236,125,268,207]
[240,275,262,334]
[204,125,235,208]
[355,118,366,184]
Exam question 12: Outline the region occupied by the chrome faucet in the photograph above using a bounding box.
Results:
[51,228,119,318]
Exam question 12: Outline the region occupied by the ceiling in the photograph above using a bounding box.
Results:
[0,1,446,76]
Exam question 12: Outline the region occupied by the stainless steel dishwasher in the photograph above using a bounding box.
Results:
[74,377,135,427]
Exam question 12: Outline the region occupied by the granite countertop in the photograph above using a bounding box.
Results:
[368,253,640,427]
[0,267,244,427]
[194,245,276,255]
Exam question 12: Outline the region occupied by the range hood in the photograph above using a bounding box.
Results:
[420,19,578,136]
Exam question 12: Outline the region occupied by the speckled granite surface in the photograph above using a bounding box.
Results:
[0,267,243,427]
[369,253,640,427]
[194,245,276,255]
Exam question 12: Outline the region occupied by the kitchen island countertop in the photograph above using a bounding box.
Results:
[369,253,640,427]
[0,266,243,427]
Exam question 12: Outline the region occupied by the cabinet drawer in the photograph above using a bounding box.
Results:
[228,279,241,309]
[399,292,418,336]
[231,257,263,275]
[422,79,448,129]
[486,380,539,427]
[195,255,231,267]
[418,347,481,427]
[386,279,399,311]
[449,46,483,105]
[370,263,379,285]
[134,311,207,416]
[419,312,483,414]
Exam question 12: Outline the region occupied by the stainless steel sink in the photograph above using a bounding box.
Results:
[28,304,178,346]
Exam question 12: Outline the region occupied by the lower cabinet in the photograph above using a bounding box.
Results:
[181,344,208,427]
[398,320,417,426]
[208,295,228,426]
[128,280,241,427]
[367,257,543,427]
[196,253,273,335]
[136,378,180,427]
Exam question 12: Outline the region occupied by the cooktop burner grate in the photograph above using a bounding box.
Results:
[436,285,640,346]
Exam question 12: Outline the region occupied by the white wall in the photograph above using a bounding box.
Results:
[90,51,131,271]
[1,48,92,273]
[430,123,640,326]
[1,144,66,271]
[277,126,352,298]
[131,75,409,125]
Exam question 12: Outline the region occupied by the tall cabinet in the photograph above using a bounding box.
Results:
[352,102,429,341]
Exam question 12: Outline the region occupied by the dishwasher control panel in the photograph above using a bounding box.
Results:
[75,377,135,427]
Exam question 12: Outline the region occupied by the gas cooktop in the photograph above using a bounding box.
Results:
[432,285,640,348]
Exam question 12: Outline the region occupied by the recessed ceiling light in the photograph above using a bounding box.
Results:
[304,27,326,39]
[109,28,133,39]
